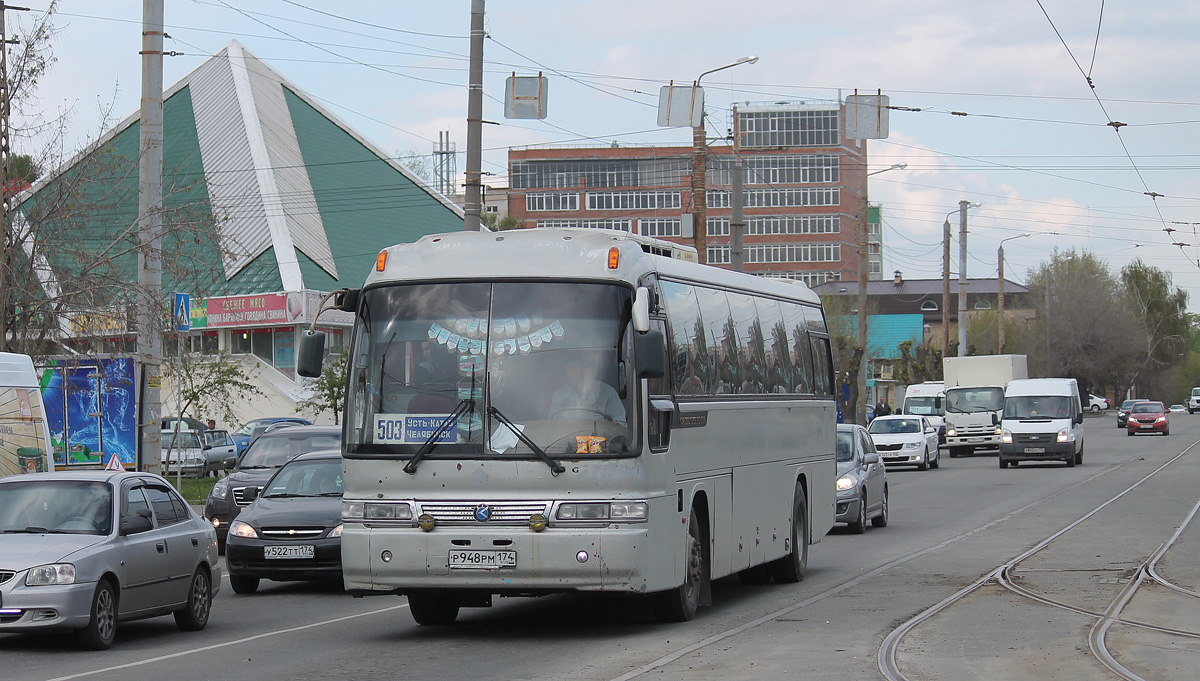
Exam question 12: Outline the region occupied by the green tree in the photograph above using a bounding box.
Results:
[296,353,347,424]
[481,212,521,231]
[167,352,264,427]
[894,340,943,386]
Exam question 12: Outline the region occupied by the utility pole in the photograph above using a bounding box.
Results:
[730,163,744,271]
[942,218,951,354]
[957,200,969,356]
[0,3,27,353]
[463,0,484,231]
[137,0,164,473]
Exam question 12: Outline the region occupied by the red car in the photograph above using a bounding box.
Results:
[1126,401,1169,436]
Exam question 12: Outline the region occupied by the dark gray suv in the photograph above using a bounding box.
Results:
[204,425,341,552]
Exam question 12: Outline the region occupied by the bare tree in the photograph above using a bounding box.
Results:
[296,352,346,424]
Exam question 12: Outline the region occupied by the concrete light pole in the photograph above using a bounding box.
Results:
[691,55,757,264]
[997,233,1030,354]
[855,162,906,422]
[941,201,980,356]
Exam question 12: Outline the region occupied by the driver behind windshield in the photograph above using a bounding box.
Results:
[549,357,626,425]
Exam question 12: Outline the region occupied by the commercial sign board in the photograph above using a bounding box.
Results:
[205,292,304,328]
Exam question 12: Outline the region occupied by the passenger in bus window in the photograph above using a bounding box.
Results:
[549,360,627,425]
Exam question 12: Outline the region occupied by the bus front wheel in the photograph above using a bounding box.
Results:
[652,508,704,622]
[769,487,808,583]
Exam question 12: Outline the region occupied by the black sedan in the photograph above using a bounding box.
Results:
[224,450,343,594]
[1116,399,1146,428]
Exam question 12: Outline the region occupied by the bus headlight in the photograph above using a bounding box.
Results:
[556,501,647,521]
[343,500,412,521]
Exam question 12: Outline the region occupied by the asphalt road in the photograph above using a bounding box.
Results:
[5,411,1199,681]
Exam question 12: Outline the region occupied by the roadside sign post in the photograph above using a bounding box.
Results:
[172,293,189,490]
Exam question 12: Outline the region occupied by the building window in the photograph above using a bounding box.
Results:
[739,109,840,148]
[709,154,840,185]
[536,218,632,231]
[511,158,689,190]
[974,300,993,310]
[706,190,729,209]
[747,243,841,264]
[707,217,730,236]
[748,215,840,235]
[747,188,839,207]
[640,218,682,238]
[869,261,882,274]
[707,246,731,264]
[585,190,681,211]
[525,192,578,211]
[756,270,840,287]
[868,243,881,254]
[921,300,939,311]
[484,205,499,213]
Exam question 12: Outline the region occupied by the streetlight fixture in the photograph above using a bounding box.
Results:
[997,233,1031,353]
[691,55,758,264]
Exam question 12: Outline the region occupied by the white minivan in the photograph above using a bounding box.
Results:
[0,352,54,474]
[998,378,1084,469]
[901,381,946,443]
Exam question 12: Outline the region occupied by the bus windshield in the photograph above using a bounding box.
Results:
[344,282,637,459]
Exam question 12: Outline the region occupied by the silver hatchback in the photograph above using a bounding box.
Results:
[0,471,221,649]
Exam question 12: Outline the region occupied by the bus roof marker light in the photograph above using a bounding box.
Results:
[375,250,388,272]
[608,247,620,269]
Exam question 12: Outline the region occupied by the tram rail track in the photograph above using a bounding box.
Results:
[878,440,1200,681]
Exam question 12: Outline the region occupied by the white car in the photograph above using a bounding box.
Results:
[161,430,206,477]
[1169,404,1186,413]
[867,415,941,471]
[1088,394,1110,412]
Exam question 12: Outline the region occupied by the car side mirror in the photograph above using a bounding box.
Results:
[1075,413,1084,425]
[120,510,154,536]
[243,486,259,502]
[991,413,999,426]
[223,457,236,471]
[203,443,213,450]
[863,452,879,466]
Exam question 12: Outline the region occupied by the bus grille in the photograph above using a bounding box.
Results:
[418,501,549,524]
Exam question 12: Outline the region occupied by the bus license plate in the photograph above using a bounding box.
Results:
[1024,447,1045,454]
[264,545,314,559]
[449,550,517,569]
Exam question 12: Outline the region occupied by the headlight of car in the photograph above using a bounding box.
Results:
[228,520,258,538]
[904,441,921,449]
[945,427,957,437]
[25,563,76,586]
[1057,428,1069,443]
[210,479,229,499]
[1156,416,1167,423]
[1001,429,1013,444]
[328,523,343,538]
[836,474,856,492]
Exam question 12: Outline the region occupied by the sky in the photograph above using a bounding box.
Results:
[12,1,1200,308]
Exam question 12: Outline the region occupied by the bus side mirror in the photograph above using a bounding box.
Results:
[335,288,360,313]
[633,287,651,332]
[634,330,665,379]
[297,330,326,378]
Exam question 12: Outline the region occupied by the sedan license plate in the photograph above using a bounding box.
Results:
[264,545,314,559]
[1140,424,1154,429]
[448,549,517,569]
[1024,447,1046,454]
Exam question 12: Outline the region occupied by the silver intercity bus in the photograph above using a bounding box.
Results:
[297,228,836,625]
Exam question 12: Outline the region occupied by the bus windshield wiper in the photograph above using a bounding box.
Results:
[487,406,565,476]
[403,399,474,475]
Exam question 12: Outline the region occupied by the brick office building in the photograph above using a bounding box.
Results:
[506,101,874,287]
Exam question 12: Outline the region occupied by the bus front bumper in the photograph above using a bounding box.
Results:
[342,523,667,595]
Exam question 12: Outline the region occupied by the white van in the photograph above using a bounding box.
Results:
[0,352,54,475]
[998,378,1084,469]
[902,381,946,443]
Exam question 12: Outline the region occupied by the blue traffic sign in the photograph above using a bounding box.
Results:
[174,292,191,332]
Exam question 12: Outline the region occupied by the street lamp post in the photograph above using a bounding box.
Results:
[855,162,906,422]
[997,233,1031,353]
[691,55,757,264]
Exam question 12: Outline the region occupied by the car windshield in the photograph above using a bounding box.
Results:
[944,387,1005,413]
[1120,400,1141,410]
[233,421,263,437]
[836,431,855,462]
[240,433,342,468]
[868,418,922,435]
[1004,396,1071,419]
[1131,402,1164,414]
[163,432,202,449]
[0,480,113,535]
[343,282,637,460]
[263,460,343,497]
[904,396,943,416]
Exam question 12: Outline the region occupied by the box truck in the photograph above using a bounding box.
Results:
[942,354,1028,457]
[0,352,53,475]
[998,377,1084,468]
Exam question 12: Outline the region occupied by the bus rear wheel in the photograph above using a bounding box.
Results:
[652,508,704,622]
[769,487,808,584]
[408,590,461,625]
